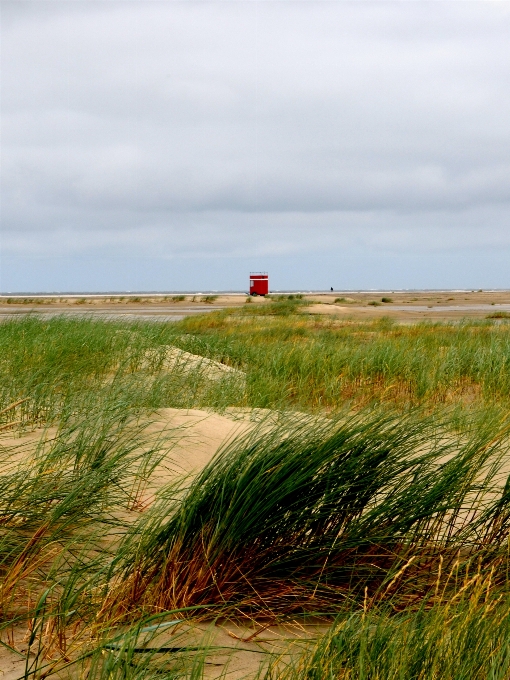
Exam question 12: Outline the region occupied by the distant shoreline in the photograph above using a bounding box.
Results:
[2,289,510,298]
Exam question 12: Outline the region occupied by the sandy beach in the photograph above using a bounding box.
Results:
[2,290,510,322]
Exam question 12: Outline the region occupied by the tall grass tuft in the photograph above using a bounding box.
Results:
[110,409,510,617]
[269,584,510,680]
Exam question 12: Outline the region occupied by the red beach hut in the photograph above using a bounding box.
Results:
[250,273,269,296]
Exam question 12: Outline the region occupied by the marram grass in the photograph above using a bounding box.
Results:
[7,313,510,418]
[110,409,510,618]
[3,315,510,677]
[264,584,510,680]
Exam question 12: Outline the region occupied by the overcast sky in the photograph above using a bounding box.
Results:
[1,1,510,292]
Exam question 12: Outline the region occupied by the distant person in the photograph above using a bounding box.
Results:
[330,287,333,291]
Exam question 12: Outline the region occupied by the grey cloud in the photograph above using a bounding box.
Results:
[2,1,510,287]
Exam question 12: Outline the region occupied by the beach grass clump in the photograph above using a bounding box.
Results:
[0,401,159,570]
[0,315,247,423]
[487,311,510,319]
[110,408,510,618]
[177,313,510,410]
[271,587,510,680]
[241,296,310,316]
[0,396,171,674]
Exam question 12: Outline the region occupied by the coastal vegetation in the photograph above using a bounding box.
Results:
[2,307,510,676]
